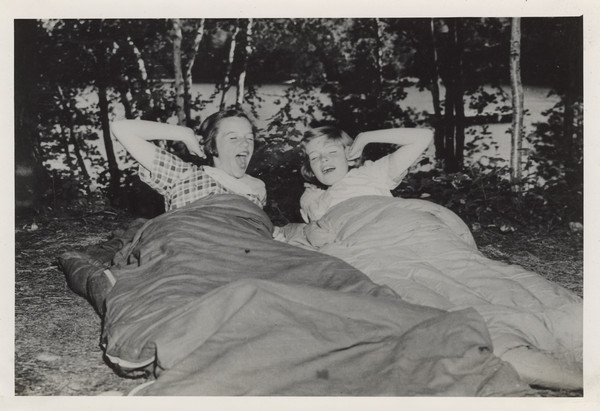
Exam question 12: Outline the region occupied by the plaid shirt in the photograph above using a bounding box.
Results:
[139,147,266,211]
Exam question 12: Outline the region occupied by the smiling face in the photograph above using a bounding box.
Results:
[305,135,349,186]
[213,117,255,178]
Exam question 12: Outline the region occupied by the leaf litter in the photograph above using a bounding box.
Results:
[14,213,583,396]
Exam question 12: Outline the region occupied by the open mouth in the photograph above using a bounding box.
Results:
[322,166,336,175]
[235,152,249,169]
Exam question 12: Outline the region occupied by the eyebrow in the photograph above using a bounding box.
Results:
[307,142,341,155]
[223,131,254,137]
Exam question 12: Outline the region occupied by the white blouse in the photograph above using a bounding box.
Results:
[300,155,407,223]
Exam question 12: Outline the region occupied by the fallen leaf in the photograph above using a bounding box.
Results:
[36,353,60,362]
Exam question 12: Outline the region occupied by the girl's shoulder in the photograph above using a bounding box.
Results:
[350,156,398,188]
[302,182,326,194]
[243,174,266,193]
[303,182,322,190]
[300,183,328,223]
[349,157,386,176]
[350,159,375,172]
[301,183,325,201]
[246,173,265,186]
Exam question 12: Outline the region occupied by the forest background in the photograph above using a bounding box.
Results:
[14,16,583,231]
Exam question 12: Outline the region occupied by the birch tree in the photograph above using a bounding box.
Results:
[57,86,91,184]
[373,18,385,98]
[453,21,466,172]
[509,17,524,192]
[115,36,151,119]
[90,20,121,202]
[184,19,206,123]
[236,19,253,107]
[220,22,241,110]
[171,18,186,125]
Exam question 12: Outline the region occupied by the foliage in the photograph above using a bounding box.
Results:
[397,165,552,231]
[396,92,583,231]
[527,97,583,224]
[248,84,319,224]
[15,17,584,232]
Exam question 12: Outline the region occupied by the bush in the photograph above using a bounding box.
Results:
[396,163,579,232]
[527,98,583,225]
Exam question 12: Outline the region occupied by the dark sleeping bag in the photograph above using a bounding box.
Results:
[97,194,528,396]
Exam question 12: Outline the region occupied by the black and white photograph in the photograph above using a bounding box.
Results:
[6,0,600,409]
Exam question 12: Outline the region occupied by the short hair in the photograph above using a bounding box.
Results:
[199,109,255,164]
[300,126,358,185]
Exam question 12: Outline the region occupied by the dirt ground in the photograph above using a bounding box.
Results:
[13,212,584,396]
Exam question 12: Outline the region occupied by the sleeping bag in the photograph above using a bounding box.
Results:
[281,196,583,390]
[89,194,530,396]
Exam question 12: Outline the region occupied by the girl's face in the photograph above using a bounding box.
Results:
[213,117,255,178]
[305,135,349,186]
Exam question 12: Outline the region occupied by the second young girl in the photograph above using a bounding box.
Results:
[299,125,433,223]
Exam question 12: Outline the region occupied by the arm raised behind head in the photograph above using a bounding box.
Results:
[111,120,203,170]
[348,128,433,184]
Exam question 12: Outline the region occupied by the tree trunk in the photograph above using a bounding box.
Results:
[66,95,91,184]
[561,18,582,190]
[236,19,253,107]
[97,82,120,203]
[128,37,148,81]
[220,23,241,110]
[373,18,385,98]
[428,18,444,161]
[92,47,118,203]
[117,78,135,119]
[69,130,91,183]
[184,19,206,124]
[171,18,186,125]
[454,89,466,169]
[509,17,524,191]
[94,20,120,203]
[58,85,92,186]
[453,20,465,168]
[125,36,156,120]
[56,86,75,173]
[59,125,74,172]
[437,18,465,172]
[562,88,574,164]
[443,84,456,171]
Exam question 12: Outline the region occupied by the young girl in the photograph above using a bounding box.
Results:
[60,109,266,315]
[299,125,433,223]
[112,108,266,211]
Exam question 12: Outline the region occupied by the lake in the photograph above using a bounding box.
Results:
[72,82,558,183]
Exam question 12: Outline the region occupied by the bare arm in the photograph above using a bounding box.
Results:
[111,120,203,170]
[348,128,433,183]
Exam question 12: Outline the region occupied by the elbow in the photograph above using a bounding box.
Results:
[110,120,127,130]
[110,120,121,133]
[420,128,434,146]
[110,120,129,141]
[426,129,434,144]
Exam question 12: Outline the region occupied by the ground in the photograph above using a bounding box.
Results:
[13,211,583,396]
[14,213,145,396]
